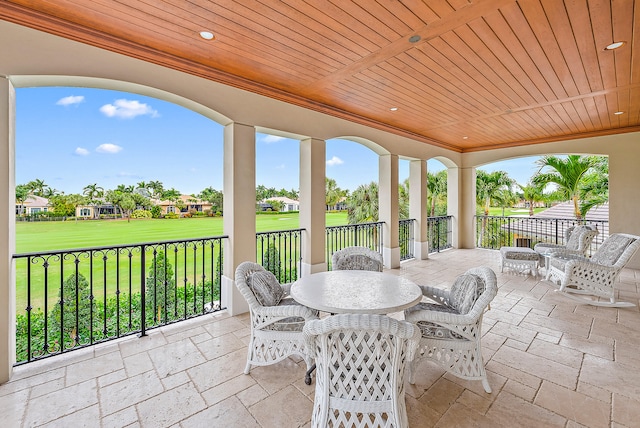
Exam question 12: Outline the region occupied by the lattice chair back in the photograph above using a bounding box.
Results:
[331,246,384,272]
[404,266,497,393]
[235,261,318,374]
[303,314,420,428]
[535,225,598,267]
[565,225,598,252]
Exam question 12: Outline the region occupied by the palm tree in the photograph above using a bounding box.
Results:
[27,178,49,197]
[517,182,545,216]
[476,170,513,247]
[15,184,30,216]
[147,180,164,200]
[398,178,410,220]
[427,170,447,216]
[83,183,105,219]
[325,177,346,210]
[532,155,597,220]
[345,182,378,224]
[579,156,609,217]
[476,170,513,216]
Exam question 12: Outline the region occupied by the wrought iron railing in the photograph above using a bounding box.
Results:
[428,215,453,253]
[12,236,226,365]
[256,229,304,283]
[326,222,384,270]
[399,219,415,261]
[475,216,608,255]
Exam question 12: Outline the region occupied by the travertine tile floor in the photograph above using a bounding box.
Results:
[2,248,640,427]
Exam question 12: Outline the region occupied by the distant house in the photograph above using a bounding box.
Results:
[327,196,348,211]
[154,195,212,216]
[259,196,299,212]
[16,195,50,216]
[76,198,117,218]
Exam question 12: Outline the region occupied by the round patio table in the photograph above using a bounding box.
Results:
[290,270,422,315]
[291,270,422,385]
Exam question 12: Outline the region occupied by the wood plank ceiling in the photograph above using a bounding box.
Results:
[1,0,638,152]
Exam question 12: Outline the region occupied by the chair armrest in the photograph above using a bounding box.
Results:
[564,259,619,274]
[280,282,292,295]
[405,306,476,327]
[253,303,318,320]
[419,285,451,306]
[549,251,589,261]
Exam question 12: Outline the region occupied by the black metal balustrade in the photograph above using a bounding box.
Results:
[399,219,415,261]
[428,216,453,253]
[12,236,226,364]
[326,222,384,270]
[475,216,608,254]
[256,229,304,283]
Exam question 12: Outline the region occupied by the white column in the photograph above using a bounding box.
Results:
[458,166,477,249]
[299,138,327,275]
[379,154,400,268]
[409,160,428,259]
[609,146,640,268]
[0,78,16,383]
[222,122,256,315]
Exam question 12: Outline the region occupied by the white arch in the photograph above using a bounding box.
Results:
[10,75,233,126]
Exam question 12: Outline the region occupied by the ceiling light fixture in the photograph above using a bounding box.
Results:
[604,41,625,50]
[614,111,624,115]
[462,136,469,140]
[390,107,398,111]
[199,31,215,40]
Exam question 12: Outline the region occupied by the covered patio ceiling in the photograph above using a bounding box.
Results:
[1,0,638,153]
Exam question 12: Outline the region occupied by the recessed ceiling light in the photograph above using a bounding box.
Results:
[390,107,398,111]
[409,35,421,43]
[614,111,624,115]
[605,41,625,50]
[199,31,215,40]
[462,136,469,140]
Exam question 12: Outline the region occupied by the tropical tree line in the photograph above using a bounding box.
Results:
[343,155,608,226]
[476,155,609,220]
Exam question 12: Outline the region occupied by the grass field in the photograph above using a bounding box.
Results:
[14,212,350,313]
[16,211,350,253]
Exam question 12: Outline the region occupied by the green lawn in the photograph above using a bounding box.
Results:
[14,212,350,313]
[16,211,349,253]
[485,207,547,217]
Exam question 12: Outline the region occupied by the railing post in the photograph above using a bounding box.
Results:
[139,245,147,338]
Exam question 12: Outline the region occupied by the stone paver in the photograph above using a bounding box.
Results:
[1,249,639,427]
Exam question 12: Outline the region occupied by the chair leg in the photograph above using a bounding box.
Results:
[481,378,492,394]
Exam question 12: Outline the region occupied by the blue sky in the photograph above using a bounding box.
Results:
[16,87,541,195]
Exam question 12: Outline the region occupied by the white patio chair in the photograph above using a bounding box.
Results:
[331,246,383,272]
[534,224,598,267]
[303,313,420,428]
[546,233,640,307]
[404,266,498,393]
[235,261,319,374]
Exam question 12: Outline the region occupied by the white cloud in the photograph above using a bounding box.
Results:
[326,156,344,166]
[56,95,85,106]
[99,99,159,119]
[263,135,285,144]
[275,164,285,170]
[96,143,123,154]
[117,171,141,178]
[74,147,90,156]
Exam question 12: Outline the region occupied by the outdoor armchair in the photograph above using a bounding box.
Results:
[331,246,383,272]
[546,233,640,307]
[235,261,319,375]
[534,224,598,267]
[404,266,497,393]
[303,313,420,428]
